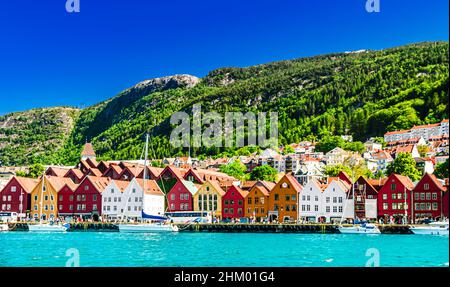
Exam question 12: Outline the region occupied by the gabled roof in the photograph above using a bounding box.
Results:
[415,173,445,192]
[45,176,78,192]
[135,178,164,196]
[79,176,111,192]
[64,168,85,180]
[225,185,249,198]
[389,174,415,190]
[87,168,103,177]
[279,174,303,193]
[13,176,39,194]
[179,179,198,196]
[81,143,96,157]
[109,179,130,193]
[45,166,71,177]
[204,180,226,196]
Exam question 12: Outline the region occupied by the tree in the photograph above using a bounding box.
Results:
[386,153,421,181]
[315,136,345,153]
[283,145,295,155]
[250,165,278,182]
[417,145,429,157]
[15,170,27,177]
[434,159,449,179]
[219,160,247,180]
[324,164,352,177]
[27,163,45,178]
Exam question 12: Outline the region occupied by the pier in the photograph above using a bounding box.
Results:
[7,222,413,234]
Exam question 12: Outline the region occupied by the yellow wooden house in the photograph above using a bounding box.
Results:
[193,180,226,219]
[30,176,73,221]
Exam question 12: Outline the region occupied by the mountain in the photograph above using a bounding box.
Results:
[0,107,80,165]
[0,41,448,166]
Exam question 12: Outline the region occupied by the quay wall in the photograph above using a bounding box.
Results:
[8,223,413,234]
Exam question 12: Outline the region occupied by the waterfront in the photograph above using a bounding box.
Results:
[0,232,448,267]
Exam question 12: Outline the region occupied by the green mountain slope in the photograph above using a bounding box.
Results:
[0,41,448,166]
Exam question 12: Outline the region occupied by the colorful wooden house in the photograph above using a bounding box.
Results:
[30,176,74,220]
[72,176,110,220]
[268,174,303,222]
[56,178,79,218]
[377,174,415,223]
[167,179,197,212]
[222,185,248,219]
[64,168,85,184]
[352,176,382,220]
[0,176,38,216]
[193,180,226,218]
[244,181,275,220]
[412,173,447,222]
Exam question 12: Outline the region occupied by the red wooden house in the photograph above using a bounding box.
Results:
[157,166,187,194]
[45,167,70,177]
[0,176,38,215]
[377,174,415,223]
[166,179,197,212]
[72,176,110,220]
[57,179,79,218]
[412,173,447,222]
[222,185,248,219]
[137,166,164,180]
[337,171,352,186]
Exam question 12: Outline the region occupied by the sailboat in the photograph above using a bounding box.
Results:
[28,175,69,232]
[338,176,381,234]
[118,133,179,233]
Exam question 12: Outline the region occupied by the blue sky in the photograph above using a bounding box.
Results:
[0,0,448,115]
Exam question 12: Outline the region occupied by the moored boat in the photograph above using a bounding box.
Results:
[338,223,381,234]
[118,222,179,233]
[410,221,449,235]
[28,222,70,232]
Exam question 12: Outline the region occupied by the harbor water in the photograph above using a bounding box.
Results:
[0,232,448,267]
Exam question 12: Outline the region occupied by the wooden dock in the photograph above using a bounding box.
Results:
[8,222,413,234]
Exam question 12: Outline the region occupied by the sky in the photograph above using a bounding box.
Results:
[0,0,448,115]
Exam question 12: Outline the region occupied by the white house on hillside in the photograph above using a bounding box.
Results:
[297,179,323,222]
[322,180,353,223]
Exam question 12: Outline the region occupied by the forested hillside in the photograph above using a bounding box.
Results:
[0,41,448,166]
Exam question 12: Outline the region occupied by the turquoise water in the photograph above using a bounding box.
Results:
[0,232,448,267]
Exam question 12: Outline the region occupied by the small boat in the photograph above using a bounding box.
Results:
[0,223,8,232]
[410,221,449,235]
[119,211,179,233]
[28,222,70,232]
[118,222,179,233]
[338,223,381,234]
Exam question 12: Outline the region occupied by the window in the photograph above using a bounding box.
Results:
[414,193,419,200]
[338,197,343,203]
[314,205,318,212]
[50,205,54,211]
[333,197,337,203]
[34,195,38,201]
[248,197,252,204]
[224,208,228,214]
[11,186,16,192]
[132,189,136,193]
[302,205,305,211]
[382,194,387,200]
[333,206,337,213]
[424,183,429,190]
[420,193,425,200]
[432,193,437,200]
[44,195,48,201]
[285,195,290,201]
[170,203,175,210]
[415,203,420,210]
[391,184,396,191]
[383,203,388,210]
[326,206,330,213]
[302,195,306,201]
[81,195,86,201]
[84,185,89,191]
[34,205,38,211]
[69,205,73,211]
[392,194,397,200]
[432,203,438,211]
[111,188,114,194]
[426,193,431,200]
[44,205,48,211]
[274,204,278,211]
[238,200,243,205]
[292,195,296,201]
[397,193,402,200]
[229,208,234,214]
[93,204,97,211]
[315,196,318,202]
[274,194,279,201]
[338,206,343,213]
[392,203,397,210]
[326,197,330,203]
[237,208,242,214]
[426,203,431,210]
[59,205,63,210]
[93,195,97,201]
[59,195,63,201]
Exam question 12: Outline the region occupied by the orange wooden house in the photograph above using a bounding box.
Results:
[268,174,303,222]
